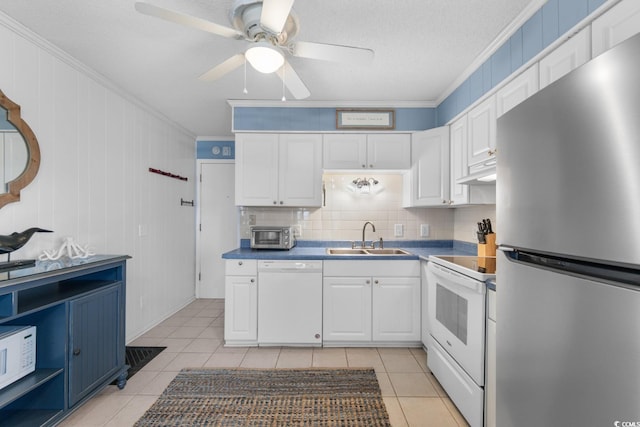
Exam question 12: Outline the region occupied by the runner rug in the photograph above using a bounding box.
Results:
[134,367,391,426]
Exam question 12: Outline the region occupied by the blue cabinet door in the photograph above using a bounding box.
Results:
[68,283,124,407]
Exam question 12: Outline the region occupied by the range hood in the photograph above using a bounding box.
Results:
[456,165,497,185]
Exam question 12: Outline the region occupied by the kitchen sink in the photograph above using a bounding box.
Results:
[326,248,411,256]
[326,248,369,255]
[364,248,411,255]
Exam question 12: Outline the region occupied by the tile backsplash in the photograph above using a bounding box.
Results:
[239,173,495,243]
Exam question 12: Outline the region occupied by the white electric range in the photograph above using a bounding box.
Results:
[426,255,496,427]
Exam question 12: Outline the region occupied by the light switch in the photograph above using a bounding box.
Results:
[394,224,404,237]
[420,224,430,237]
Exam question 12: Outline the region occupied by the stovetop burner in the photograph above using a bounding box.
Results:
[429,255,497,281]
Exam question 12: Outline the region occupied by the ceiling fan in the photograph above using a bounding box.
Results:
[134,0,375,99]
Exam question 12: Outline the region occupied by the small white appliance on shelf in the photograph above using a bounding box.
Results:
[250,226,296,250]
[0,325,36,390]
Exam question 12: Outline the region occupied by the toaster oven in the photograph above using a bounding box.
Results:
[250,226,296,250]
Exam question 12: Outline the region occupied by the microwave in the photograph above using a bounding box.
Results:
[250,226,296,250]
[0,325,36,390]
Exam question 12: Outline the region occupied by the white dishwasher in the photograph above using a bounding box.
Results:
[257,260,323,346]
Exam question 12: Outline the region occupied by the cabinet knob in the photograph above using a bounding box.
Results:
[442,200,447,204]
[488,149,497,156]
[250,278,255,283]
[238,261,243,266]
[362,164,366,168]
[273,201,277,205]
[366,280,371,284]
[279,201,284,205]
[374,280,379,284]
[369,164,373,168]
[315,334,321,339]
[73,348,81,356]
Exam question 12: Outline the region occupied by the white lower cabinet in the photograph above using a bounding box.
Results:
[323,260,421,345]
[485,289,496,427]
[224,260,258,345]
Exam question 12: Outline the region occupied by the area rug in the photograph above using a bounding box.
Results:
[112,346,166,384]
[134,368,391,426]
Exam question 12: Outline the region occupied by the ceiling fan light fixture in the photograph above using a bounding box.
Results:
[245,43,284,73]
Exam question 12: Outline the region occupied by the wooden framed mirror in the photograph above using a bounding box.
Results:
[0,89,41,208]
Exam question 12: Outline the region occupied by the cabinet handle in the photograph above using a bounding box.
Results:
[442,200,447,204]
[366,280,370,284]
[273,201,277,205]
[250,278,255,283]
[238,261,243,266]
[73,348,81,356]
[369,164,373,168]
[374,280,379,284]
[362,164,366,168]
[279,201,284,205]
[488,149,497,156]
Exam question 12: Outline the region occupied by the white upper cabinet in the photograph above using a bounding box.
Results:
[406,126,450,206]
[449,116,469,205]
[496,65,539,117]
[235,133,322,207]
[539,26,591,89]
[323,133,411,169]
[592,0,640,57]
[467,95,497,168]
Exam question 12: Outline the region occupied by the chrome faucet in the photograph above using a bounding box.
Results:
[362,221,376,249]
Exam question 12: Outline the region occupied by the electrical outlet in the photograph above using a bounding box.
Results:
[394,224,404,237]
[420,224,430,237]
[292,225,302,238]
[249,214,256,225]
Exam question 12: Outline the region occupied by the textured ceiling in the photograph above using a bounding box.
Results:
[0,0,538,136]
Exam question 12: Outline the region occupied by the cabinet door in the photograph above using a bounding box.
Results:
[485,318,497,427]
[278,134,323,206]
[68,284,124,407]
[224,276,258,342]
[372,277,420,342]
[467,95,496,167]
[539,27,591,89]
[449,116,469,205]
[366,134,411,169]
[323,277,372,342]
[323,134,367,169]
[235,133,279,206]
[592,0,640,57]
[496,65,539,117]
[410,127,450,206]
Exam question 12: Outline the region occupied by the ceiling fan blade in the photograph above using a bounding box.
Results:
[276,61,310,100]
[291,41,374,65]
[135,2,243,39]
[198,54,245,82]
[260,0,295,34]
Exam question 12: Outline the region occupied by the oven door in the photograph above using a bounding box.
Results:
[427,261,486,385]
[251,229,283,248]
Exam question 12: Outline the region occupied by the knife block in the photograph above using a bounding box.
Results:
[478,233,496,257]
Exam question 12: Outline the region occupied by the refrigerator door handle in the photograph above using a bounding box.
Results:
[498,246,516,252]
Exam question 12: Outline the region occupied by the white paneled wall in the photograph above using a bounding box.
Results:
[0,15,196,342]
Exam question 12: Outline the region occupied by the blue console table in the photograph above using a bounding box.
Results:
[0,255,129,426]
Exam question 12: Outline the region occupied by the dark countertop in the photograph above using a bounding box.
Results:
[222,240,477,261]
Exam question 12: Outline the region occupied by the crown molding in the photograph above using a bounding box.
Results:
[0,11,195,139]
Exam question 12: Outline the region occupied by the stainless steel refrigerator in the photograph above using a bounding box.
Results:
[496,33,640,427]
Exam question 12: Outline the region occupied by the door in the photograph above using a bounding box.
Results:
[323,277,372,342]
[372,277,420,341]
[235,133,279,205]
[278,134,322,206]
[497,251,640,427]
[224,275,257,342]
[410,127,449,206]
[68,284,123,406]
[198,162,238,298]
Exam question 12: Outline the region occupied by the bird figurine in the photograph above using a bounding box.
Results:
[0,228,53,257]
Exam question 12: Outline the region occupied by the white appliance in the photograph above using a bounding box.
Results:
[427,256,495,427]
[0,325,36,390]
[257,260,322,345]
[496,32,640,426]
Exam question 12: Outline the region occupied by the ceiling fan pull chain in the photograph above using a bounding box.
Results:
[281,64,286,101]
[243,56,248,94]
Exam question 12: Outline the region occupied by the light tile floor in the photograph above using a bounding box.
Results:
[60,299,469,426]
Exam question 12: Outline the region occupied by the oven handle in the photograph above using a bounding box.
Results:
[428,262,485,294]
